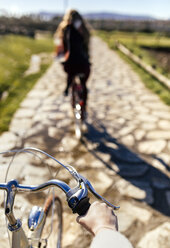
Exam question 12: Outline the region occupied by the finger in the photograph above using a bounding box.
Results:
[76,215,81,223]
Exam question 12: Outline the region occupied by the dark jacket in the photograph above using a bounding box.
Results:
[63,24,89,66]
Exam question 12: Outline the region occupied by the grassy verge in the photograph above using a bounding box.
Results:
[97,31,170,106]
[0,34,54,134]
[97,30,170,76]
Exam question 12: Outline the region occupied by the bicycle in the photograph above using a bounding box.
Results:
[71,73,86,139]
[0,147,119,248]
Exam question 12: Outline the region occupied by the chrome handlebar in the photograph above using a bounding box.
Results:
[0,179,72,230]
[0,179,71,194]
[0,176,119,228]
[0,147,119,230]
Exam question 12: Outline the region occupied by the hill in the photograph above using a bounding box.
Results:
[39,11,155,21]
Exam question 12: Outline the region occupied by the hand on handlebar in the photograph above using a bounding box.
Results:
[76,201,118,236]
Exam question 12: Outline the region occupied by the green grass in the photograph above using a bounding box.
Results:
[0,34,53,134]
[97,30,170,77]
[97,31,170,106]
[97,30,170,49]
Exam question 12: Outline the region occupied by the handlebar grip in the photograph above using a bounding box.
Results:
[73,197,91,216]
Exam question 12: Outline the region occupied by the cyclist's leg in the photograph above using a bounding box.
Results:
[63,62,74,96]
[80,64,90,112]
[64,73,73,96]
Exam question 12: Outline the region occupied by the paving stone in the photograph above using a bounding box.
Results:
[121,134,135,146]
[153,153,170,166]
[134,129,145,141]
[61,136,79,152]
[82,170,113,195]
[116,118,126,125]
[27,89,50,98]
[14,108,35,119]
[20,163,50,185]
[0,153,31,182]
[95,151,111,164]
[75,157,87,168]
[48,112,62,121]
[24,124,46,138]
[105,142,119,150]
[151,176,170,189]
[41,118,54,127]
[117,211,136,232]
[133,105,149,113]
[146,131,170,140]
[137,114,158,123]
[128,180,154,204]
[56,119,71,128]
[158,120,170,130]
[116,179,146,199]
[48,127,58,138]
[0,208,7,235]
[137,222,170,248]
[152,158,168,173]
[0,160,10,184]
[118,126,136,136]
[86,142,100,151]
[144,102,169,110]
[90,159,110,169]
[138,140,166,154]
[0,132,21,151]
[165,191,170,207]
[141,123,157,130]
[168,141,170,152]
[152,111,170,120]
[62,212,86,247]
[20,98,41,109]
[140,95,159,102]
[118,163,149,177]
[97,111,106,119]
[110,147,143,164]
[152,153,170,173]
[13,194,32,218]
[119,201,152,224]
[10,118,32,134]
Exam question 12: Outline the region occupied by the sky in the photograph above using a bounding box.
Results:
[0,0,170,20]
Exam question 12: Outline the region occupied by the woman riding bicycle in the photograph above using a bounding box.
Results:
[54,9,91,112]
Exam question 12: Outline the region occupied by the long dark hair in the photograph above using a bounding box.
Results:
[54,9,90,46]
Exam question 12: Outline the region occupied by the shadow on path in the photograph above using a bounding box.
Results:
[82,121,170,216]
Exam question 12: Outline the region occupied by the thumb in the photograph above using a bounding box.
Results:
[76,215,83,224]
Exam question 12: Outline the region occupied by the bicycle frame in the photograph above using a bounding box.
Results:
[10,214,47,248]
[11,227,29,248]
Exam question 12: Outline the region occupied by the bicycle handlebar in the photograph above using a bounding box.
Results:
[0,179,71,194]
[0,148,119,229]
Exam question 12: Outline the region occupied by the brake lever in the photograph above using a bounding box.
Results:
[65,165,119,210]
[77,174,120,210]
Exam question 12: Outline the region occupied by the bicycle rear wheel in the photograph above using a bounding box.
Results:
[72,81,85,139]
[42,194,63,248]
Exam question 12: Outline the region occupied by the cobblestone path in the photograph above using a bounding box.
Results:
[0,37,170,247]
